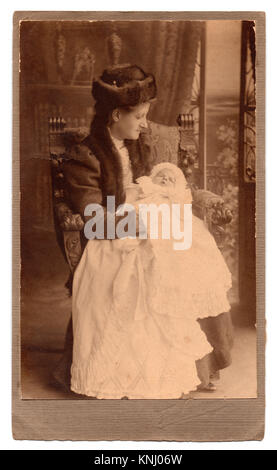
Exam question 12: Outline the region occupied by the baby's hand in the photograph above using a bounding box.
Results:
[136,176,156,196]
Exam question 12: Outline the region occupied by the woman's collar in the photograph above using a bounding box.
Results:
[107,127,125,150]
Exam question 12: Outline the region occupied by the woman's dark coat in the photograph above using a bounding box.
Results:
[63,124,154,221]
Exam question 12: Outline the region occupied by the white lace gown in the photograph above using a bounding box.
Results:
[70,144,231,399]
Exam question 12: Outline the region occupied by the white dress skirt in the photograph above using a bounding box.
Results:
[70,212,232,399]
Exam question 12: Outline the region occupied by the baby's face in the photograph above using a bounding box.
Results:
[152,169,176,187]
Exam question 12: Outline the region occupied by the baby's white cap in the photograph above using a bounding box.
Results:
[150,162,192,204]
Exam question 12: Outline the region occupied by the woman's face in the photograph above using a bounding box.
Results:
[111,102,151,140]
[152,169,176,187]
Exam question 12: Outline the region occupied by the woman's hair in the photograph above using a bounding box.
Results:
[90,64,157,133]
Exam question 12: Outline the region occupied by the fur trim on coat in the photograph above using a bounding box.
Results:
[81,125,154,208]
[63,124,154,215]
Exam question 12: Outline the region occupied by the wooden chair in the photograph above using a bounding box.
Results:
[49,116,232,273]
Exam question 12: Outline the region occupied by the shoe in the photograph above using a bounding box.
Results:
[197,382,217,392]
[178,392,190,399]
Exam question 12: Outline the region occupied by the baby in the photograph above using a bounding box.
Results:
[115,162,193,252]
[116,161,232,320]
[125,162,192,206]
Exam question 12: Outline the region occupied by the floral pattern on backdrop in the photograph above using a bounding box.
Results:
[207,119,239,303]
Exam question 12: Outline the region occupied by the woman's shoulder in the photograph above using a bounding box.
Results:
[66,140,100,171]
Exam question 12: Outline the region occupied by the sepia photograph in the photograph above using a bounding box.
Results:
[12,11,265,441]
[19,17,258,401]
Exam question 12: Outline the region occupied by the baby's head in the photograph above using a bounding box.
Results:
[151,168,176,187]
[150,163,186,188]
[149,162,192,204]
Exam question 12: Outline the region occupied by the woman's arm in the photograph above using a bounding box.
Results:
[63,143,135,239]
[63,144,103,221]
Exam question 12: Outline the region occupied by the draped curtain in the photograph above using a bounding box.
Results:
[137,21,202,125]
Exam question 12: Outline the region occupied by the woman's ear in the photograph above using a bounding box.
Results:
[111,108,120,123]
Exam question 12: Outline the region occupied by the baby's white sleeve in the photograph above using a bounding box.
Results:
[135,176,156,196]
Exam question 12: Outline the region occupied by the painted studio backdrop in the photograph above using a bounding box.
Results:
[20,20,257,398]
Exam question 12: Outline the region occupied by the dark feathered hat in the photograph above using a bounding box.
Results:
[92,64,157,109]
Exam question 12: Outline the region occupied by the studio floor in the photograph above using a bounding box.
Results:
[21,326,257,400]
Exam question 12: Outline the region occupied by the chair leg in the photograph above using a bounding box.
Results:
[51,316,73,391]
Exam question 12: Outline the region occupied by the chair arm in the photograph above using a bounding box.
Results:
[55,202,84,231]
[49,120,89,272]
[54,203,84,272]
[192,189,233,248]
[192,189,232,225]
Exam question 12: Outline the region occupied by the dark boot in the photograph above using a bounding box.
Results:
[51,316,73,391]
[196,311,234,387]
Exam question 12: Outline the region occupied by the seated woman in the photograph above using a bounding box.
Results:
[53,64,234,395]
